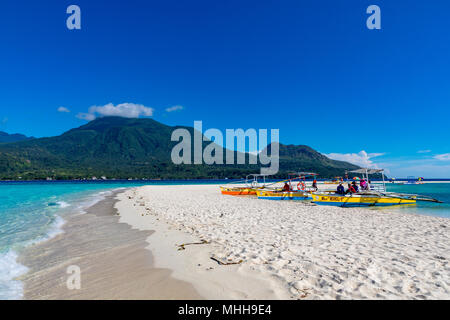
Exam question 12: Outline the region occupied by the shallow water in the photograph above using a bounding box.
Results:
[383,183,450,218]
[0,182,125,299]
[0,180,222,299]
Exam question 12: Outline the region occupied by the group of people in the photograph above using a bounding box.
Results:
[282,179,318,192]
[336,179,370,195]
[279,178,369,194]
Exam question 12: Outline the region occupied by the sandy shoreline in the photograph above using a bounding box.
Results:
[18,191,202,299]
[18,184,450,300]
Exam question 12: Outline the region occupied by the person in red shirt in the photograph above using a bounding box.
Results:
[346,183,356,194]
[283,182,290,191]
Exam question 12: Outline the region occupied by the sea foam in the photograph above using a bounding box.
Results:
[0,250,29,300]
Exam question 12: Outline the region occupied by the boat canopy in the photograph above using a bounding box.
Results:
[244,173,273,187]
[287,172,318,177]
[246,173,273,178]
[350,168,384,175]
[221,172,272,187]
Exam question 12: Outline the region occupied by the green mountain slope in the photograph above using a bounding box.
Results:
[0,117,359,180]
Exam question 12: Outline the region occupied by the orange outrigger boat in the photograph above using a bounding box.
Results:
[219,186,258,195]
[220,174,270,196]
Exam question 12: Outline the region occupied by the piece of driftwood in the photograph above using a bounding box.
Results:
[177,239,209,251]
[298,288,311,299]
[210,256,243,265]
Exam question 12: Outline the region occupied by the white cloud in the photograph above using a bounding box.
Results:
[165,105,184,113]
[417,150,431,154]
[89,103,154,118]
[325,150,385,168]
[434,153,450,161]
[76,102,154,121]
[76,112,96,121]
[57,106,70,113]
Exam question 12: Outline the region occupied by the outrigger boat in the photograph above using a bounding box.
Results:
[405,176,425,185]
[312,169,441,207]
[220,174,270,196]
[311,192,418,207]
[256,172,318,201]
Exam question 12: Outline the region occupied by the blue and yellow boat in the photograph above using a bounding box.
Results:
[312,168,441,207]
[256,190,311,201]
[311,193,416,207]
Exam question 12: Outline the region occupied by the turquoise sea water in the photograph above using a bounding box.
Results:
[384,183,450,218]
[0,180,222,300]
[0,181,449,299]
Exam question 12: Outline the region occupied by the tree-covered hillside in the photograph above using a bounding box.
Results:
[0,117,359,180]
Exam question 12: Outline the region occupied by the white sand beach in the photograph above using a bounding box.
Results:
[116,184,450,300]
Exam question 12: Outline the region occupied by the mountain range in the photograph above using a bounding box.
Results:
[0,131,34,143]
[0,117,359,180]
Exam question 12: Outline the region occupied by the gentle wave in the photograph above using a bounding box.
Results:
[0,214,65,300]
[56,201,70,208]
[0,250,29,300]
[75,188,124,214]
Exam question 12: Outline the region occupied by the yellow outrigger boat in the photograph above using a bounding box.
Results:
[220,174,270,196]
[312,169,441,207]
[256,172,318,201]
[220,186,258,196]
[256,190,311,200]
[311,193,416,207]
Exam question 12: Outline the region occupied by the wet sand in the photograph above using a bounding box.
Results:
[18,192,202,299]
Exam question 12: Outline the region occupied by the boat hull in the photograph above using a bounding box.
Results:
[220,187,257,196]
[256,190,310,200]
[311,194,416,207]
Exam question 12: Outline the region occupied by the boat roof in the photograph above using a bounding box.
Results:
[350,168,384,174]
[246,173,272,177]
[288,172,318,176]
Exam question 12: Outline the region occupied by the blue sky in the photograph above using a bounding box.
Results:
[0,1,449,177]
